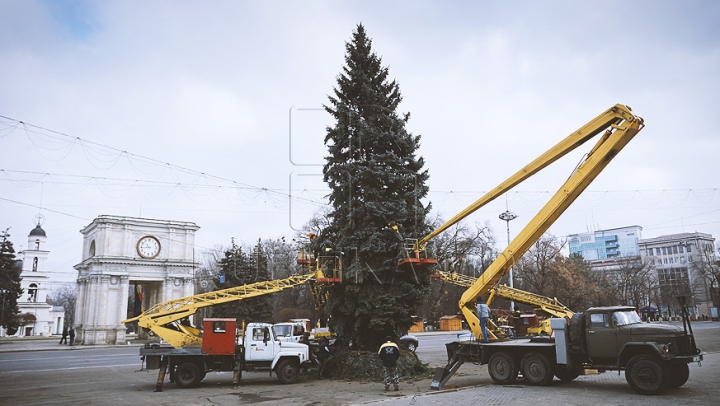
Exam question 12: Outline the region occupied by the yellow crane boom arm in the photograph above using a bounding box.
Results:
[122,271,321,348]
[434,271,574,318]
[448,104,643,340]
[417,104,640,249]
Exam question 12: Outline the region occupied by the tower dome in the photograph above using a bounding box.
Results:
[29,224,47,237]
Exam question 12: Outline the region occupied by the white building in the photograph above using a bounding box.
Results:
[74,216,199,345]
[639,232,717,319]
[15,223,65,337]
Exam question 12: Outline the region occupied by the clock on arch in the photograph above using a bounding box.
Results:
[137,235,161,259]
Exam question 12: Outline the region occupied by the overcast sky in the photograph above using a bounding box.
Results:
[1,1,719,288]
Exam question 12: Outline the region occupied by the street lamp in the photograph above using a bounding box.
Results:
[499,210,518,311]
[1,289,7,337]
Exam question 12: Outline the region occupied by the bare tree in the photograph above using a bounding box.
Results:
[431,216,497,277]
[48,284,77,327]
[514,234,564,297]
[610,256,658,310]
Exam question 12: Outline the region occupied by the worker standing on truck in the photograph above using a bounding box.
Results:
[476,297,490,343]
[378,336,401,392]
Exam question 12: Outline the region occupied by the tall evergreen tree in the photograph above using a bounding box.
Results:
[212,240,274,323]
[320,25,432,348]
[0,229,23,335]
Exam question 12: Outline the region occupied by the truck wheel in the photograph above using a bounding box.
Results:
[625,355,666,395]
[521,352,554,386]
[276,359,300,384]
[488,352,518,384]
[663,363,689,388]
[554,366,580,382]
[568,313,585,353]
[175,362,202,388]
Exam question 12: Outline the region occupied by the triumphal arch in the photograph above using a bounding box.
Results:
[74,216,199,345]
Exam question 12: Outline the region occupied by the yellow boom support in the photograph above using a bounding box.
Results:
[122,270,324,348]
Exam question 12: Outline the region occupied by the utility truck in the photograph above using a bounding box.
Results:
[140,318,311,390]
[396,104,703,394]
[123,267,341,390]
[436,305,701,395]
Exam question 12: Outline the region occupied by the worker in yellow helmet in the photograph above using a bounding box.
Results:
[378,336,401,391]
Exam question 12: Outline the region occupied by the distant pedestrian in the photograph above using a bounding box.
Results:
[316,337,334,379]
[68,327,75,346]
[378,336,400,391]
[59,327,68,344]
[476,297,490,343]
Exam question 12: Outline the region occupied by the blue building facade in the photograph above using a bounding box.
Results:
[568,225,642,260]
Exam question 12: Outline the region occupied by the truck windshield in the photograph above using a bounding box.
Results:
[273,325,291,337]
[613,310,642,326]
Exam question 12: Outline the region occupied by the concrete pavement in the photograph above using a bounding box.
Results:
[0,335,150,353]
[357,352,719,405]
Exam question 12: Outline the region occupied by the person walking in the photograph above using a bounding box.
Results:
[378,336,400,391]
[316,337,334,379]
[59,327,68,345]
[477,297,490,343]
[68,327,75,346]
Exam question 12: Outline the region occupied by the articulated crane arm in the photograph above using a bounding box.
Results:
[122,270,323,348]
[423,104,643,341]
[434,271,573,318]
[459,104,642,340]
[434,271,573,337]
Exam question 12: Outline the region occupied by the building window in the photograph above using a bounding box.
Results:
[28,283,38,302]
[679,245,684,253]
[663,258,668,264]
[662,247,667,255]
[687,245,692,253]
[673,246,678,254]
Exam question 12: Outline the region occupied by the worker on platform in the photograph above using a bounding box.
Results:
[378,336,401,391]
[476,297,490,343]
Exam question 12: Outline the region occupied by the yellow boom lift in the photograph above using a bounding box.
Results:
[399,103,642,340]
[122,251,341,349]
[395,104,643,388]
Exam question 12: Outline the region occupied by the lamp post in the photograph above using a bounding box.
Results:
[499,210,518,311]
[1,289,6,337]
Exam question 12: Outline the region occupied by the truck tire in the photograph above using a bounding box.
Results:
[175,362,202,388]
[520,352,554,386]
[276,359,300,384]
[568,313,585,353]
[663,363,689,388]
[554,366,580,382]
[488,352,519,384]
[625,355,665,395]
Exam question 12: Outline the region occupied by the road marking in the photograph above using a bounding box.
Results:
[2,363,139,373]
[0,353,135,362]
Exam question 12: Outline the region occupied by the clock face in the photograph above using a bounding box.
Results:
[137,236,161,259]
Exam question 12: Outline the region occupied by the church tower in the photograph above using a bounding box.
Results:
[17,219,65,336]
